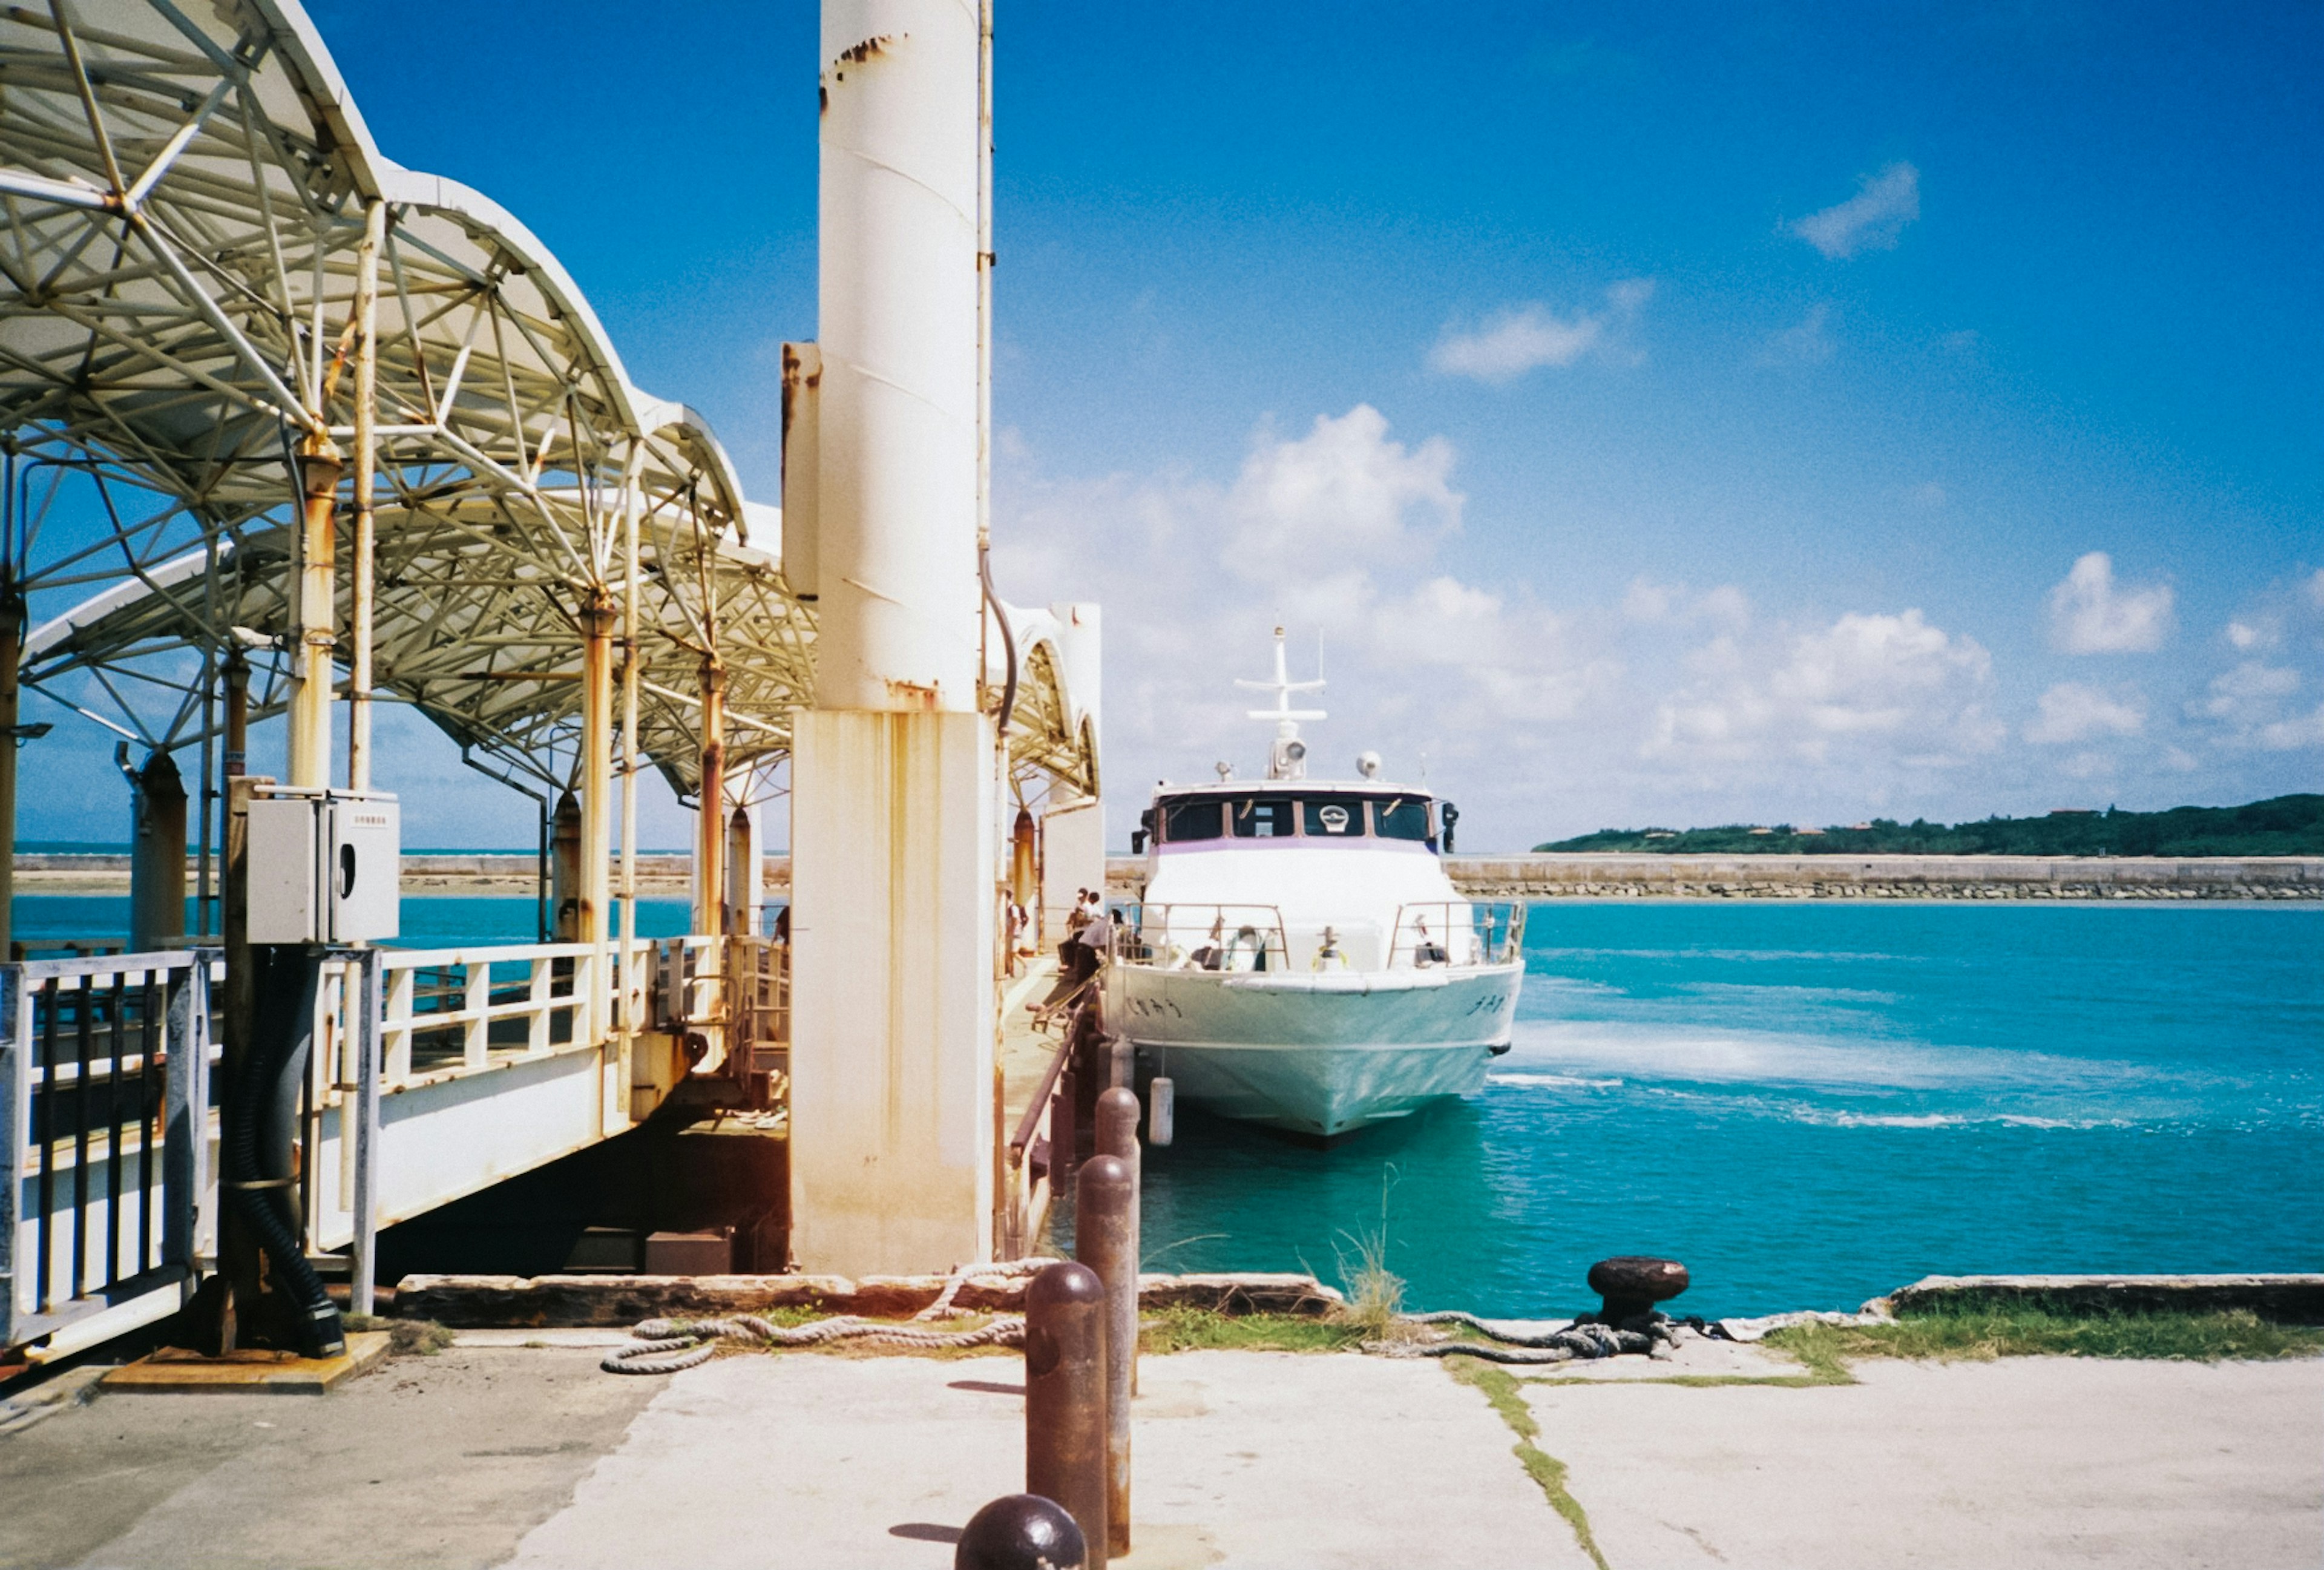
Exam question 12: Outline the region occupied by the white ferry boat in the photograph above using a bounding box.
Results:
[1105,632,1525,1137]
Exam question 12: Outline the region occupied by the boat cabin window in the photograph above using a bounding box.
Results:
[1302,798,1364,837]
[1162,798,1226,843]
[1231,795,1298,838]
[1373,796,1434,842]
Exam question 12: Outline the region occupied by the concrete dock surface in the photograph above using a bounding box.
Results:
[0,1338,2314,1569]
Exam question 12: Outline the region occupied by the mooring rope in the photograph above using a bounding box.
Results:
[602,1312,1026,1375]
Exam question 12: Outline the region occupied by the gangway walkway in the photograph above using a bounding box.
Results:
[0,931,792,1363]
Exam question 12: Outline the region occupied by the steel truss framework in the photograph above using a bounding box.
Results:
[0,0,1094,818]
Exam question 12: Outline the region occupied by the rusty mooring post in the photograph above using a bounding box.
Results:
[1094,1085,1142,1398]
[1025,1261,1109,1567]
[1075,1155,1134,1557]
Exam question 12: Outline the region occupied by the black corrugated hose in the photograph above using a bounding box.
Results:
[223,947,346,1359]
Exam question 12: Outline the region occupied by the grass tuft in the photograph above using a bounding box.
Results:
[1768,1306,2324,1367]
[1443,1355,1609,1570]
[1330,1167,1420,1341]
[1138,1307,1369,1355]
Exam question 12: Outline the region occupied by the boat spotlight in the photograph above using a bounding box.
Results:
[1357,751,1382,779]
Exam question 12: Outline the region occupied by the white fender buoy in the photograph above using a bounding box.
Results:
[1147,1076,1175,1146]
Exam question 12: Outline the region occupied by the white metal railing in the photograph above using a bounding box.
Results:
[2,950,216,1352]
[1385,901,1526,968]
[1111,903,1293,973]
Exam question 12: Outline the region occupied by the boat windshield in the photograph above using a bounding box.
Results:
[1232,796,1298,838]
[1302,798,1363,837]
[1163,797,1226,843]
[1373,796,1433,841]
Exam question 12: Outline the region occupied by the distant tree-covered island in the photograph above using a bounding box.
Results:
[1535,795,2324,857]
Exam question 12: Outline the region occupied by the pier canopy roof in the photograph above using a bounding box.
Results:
[0,0,1099,803]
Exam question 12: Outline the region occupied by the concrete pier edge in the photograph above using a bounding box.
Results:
[383,1270,2324,1330]
[389,1270,1346,1328]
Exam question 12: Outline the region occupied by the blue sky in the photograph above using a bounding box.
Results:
[21,1,2323,849]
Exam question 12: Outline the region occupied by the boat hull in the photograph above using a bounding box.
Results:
[1108,962,1522,1136]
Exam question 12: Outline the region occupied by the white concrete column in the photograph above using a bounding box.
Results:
[790,709,995,1272]
[789,0,997,1276]
[813,0,982,711]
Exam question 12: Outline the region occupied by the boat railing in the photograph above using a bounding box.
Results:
[1386,901,1526,968]
[1110,903,1293,973]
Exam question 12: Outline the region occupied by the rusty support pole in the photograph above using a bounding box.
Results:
[289,439,340,790]
[550,791,582,942]
[346,197,382,792]
[694,657,727,938]
[1095,1084,1141,1396]
[222,649,248,779]
[1025,1260,1109,1568]
[579,595,614,1043]
[618,461,641,1080]
[0,590,20,959]
[1075,1155,1135,1557]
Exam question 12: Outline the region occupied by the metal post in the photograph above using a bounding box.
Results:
[214,772,264,1350]
[161,959,209,1281]
[349,946,381,1315]
[126,751,188,952]
[289,439,341,790]
[619,461,640,1046]
[550,790,582,942]
[346,198,382,792]
[222,649,248,780]
[694,657,726,938]
[1025,1260,1109,1568]
[1075,1155,1135,1556]
[1095,1084,1141,1395]
[1052,1066,1077,1186]
[0,591,21,960]
[579,595,614,1043]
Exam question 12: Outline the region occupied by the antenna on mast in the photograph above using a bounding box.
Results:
[1235,625,1325,780]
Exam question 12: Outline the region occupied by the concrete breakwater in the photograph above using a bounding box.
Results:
[1114,852,2324,901]
[14,850,2320,902]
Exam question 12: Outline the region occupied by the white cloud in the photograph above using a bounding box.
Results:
[1620,578,1749,629]
[1429,280,1653,384]
[2047,552,2173,654]
[2024,682,2144,744]
[2225,619,2267,650]
[2196,660,2297,720]
[1762,303,1836,364]
[1647,608,1999,767]
[2258,705,2324,750]
[1791,162,1921,259]
[2190,660,2323,750]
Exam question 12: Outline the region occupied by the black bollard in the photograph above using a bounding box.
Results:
[1094,1086,1142,1398]
[1586,1256,1690,1325]
[1025,1261,1109,1566]
[956,1494,1087,1570]
[1075,1155,1135,1557]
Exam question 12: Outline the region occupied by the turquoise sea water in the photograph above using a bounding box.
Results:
[10,894,698,948]
[1138,902,2324,1318]
[17,895,2319,1318]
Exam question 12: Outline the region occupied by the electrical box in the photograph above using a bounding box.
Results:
[246,791,400,945]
